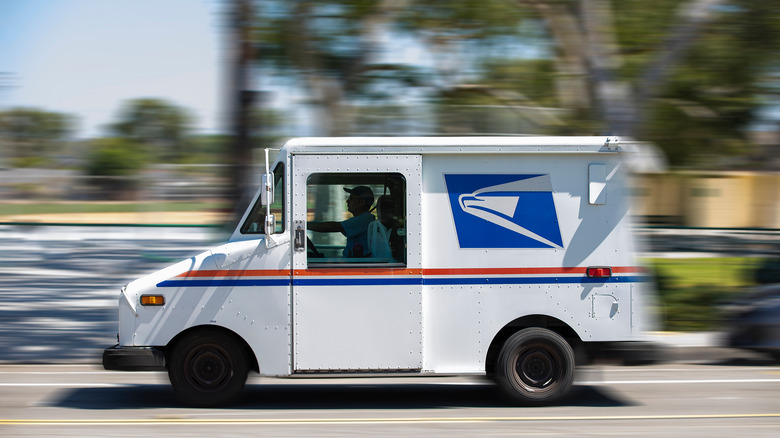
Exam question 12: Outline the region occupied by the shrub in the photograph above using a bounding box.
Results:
[83,138,147,199]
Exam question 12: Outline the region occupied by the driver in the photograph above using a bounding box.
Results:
[308,186,375,257]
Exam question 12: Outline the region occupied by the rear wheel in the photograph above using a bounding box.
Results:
[495,327,575,405]
[168,329,249,407]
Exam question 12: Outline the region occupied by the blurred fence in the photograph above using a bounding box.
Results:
[0,164,238,202]
[2,164,780,231]
[634,171,780,229]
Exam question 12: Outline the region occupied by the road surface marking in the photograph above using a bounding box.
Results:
[0,383,129,387]
[578,379,780,384]
[3,378,780,387]
[1,413,779,426]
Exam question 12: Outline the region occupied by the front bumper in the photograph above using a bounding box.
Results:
[102,344,167,371]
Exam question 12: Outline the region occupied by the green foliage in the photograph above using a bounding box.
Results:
[83,137,148,199]
[649,257,760,330]
[0,107,75,167]
[182,135,230,165]
[467,59,556,104]
[110,98,192,163]
[256,1,379,77]
[640,0,780,167]
[85,138,147,177]
[612,0,681,78]
[397,0,526,39]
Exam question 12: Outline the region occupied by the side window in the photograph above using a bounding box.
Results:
[306,173,406,265]
[241,163,285,234]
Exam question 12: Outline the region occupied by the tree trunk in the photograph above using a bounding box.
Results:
[227,0,256,228]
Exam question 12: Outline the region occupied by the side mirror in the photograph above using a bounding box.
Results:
[261,149,276,240]
[261,172,274,206]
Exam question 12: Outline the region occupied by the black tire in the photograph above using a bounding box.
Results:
[168,329,249,407]
[495,327,576,405]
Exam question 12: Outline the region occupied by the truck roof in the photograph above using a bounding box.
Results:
[280,136,631,155]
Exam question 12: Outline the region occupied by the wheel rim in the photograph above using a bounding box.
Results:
[512,343,562,392]
[184,344,234,392]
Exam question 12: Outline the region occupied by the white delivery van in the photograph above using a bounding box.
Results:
[103,136,655,406]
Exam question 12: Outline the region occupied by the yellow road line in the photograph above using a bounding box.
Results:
[1,413,779,426]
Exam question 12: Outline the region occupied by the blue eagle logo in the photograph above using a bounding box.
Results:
[445,174,564,249]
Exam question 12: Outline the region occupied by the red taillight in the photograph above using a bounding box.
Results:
[586,267,612,278]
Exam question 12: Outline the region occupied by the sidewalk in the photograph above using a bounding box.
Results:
[644,331,775,363]
[648,331,726,362]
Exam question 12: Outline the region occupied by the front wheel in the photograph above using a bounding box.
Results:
[168,329,249,407]
[495,327,575,405]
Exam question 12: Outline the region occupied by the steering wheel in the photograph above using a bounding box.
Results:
[307,237,323,258]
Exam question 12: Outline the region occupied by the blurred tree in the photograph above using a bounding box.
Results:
[84,137,147,199]
[403,0,729,135]
[186,134,231,165]
[225,0,256,218]
[528,0,780,166]
[395,0,547,133]
[0,107,75,168]
[109,98,193,163]
[641,0,780,166]
[406,0,780,165]
[85,137,147,177]
[255,0,430,135]
[247,0,779,167]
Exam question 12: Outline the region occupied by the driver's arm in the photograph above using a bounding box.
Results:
[308,221,344,233]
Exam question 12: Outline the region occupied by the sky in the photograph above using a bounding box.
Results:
[0,0,224,139]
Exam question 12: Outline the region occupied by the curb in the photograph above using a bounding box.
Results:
[642,332,776,364]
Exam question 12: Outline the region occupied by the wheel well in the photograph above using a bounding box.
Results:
[165,325,259,373]
[485,315,583,375]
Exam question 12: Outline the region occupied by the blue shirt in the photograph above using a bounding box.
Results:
[341,212,375,257]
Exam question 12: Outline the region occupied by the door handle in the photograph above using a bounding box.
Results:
[294,220,306,252]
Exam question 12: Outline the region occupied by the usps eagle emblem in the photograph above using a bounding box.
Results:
[444,174,564,249]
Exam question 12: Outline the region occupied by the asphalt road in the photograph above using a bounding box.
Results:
[0,363,778,437]
[1,225,779,436]
[0,224,221,363]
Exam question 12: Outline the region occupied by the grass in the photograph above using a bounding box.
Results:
[649,257,759,289]
[646,257,762,331]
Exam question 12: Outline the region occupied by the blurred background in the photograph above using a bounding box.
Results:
[1,0,780,361]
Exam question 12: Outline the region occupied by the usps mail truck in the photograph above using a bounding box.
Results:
[103,136,655,406]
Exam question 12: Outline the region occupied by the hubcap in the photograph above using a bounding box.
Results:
[515,346,559,390]
[187,346,232,391]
